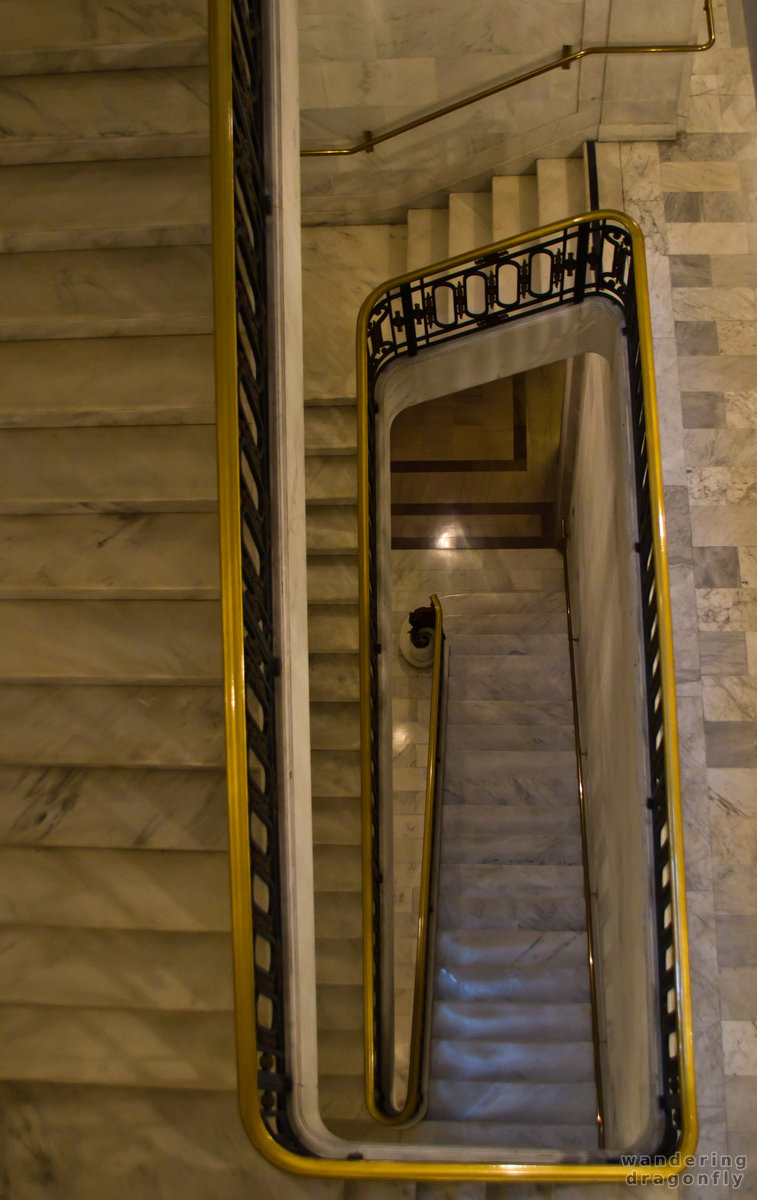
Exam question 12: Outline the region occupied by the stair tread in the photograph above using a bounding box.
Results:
[431,1038,595,1082]
[0,68,210,166]
[436,929,588,968]
[400,1118,600,1151]
[435,963,590,1004]
[428,1079,597,1124]
[437,894,587,932]
[440,833,583,866]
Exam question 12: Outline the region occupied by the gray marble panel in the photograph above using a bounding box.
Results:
[681,391,726,427]
[714,861,757,913]
[0,927,233,1010]
[705,719,757,766]
[670,255,713,288]
[699,590,757,634]
[0,847,230,930]
[0,684,224,768]
[0,246,212,341]
[0,513,220,598]
[699,631,749,674]
[693,546,741,587]
[684,428,757,503]
[658,132,757,162]
[685,890,727,1112]
[0,766,228,850]
[719,968,757,1018]
[703,190,750,221]
[0,335,214,428]
[664,191,703,222]
[0,69,210,166]
[0,601,221,683]
[716,912,757,966]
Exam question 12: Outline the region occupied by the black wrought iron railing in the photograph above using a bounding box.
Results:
[356,213,695,1158]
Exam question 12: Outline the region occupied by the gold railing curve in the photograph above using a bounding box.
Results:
[368,594,445,1125]
[302,0,714,158]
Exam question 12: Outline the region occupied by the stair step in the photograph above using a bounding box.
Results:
[406,208,448,271]
[448,633,568,657]
[434,965,590,1004]
[444,754,578,804]
[443,612,568,636]
[305,452,357,503]
[0,68,210,165]
[0,765,228,850]
[446,698,574,726]
[440,832,582,866]
[310,749,360,798]
[0,926,233,1010]
[0,847,231,931]
[0,246,212,340]
[0,684,224,768]
[491,176,538,242]
[440,806,579,847]
[0,1004,235,1089]
[0,0,208,76]
[444,723,575,753]
[0,600,221,683]
[308,604,360,652]
[428,1080,597,1124]
[433,1000,592,1044]
[536,158,587,226]
[0,158,210,253]
[314,890,363,940]
[431,1039,595,1083]
[313,843,361,893]
[306,504,358,552]
[448,193,492,256]
[401,1118,600,1150]
[438,863,584,901]
[436,929,588,969]
[0,513,221,599]
[439,591,566,616]
[309,653,360,701]
[309,702,360,750]
[318,1029,364,1076]
[0,335,214,428]
[312,798,361,846]
[307,555,359,604]
[392,509,545,547]
[319,1074,370,1121]
[304,405,357,453]
[315,937,362,983]
[438,894,587,932]
[316,984,363,1031]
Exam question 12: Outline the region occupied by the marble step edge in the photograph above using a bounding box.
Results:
[430,1037,595,1082]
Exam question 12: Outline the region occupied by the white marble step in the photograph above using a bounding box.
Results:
[316,984,363,1032]
[0,765,228,850]
[314,889,362,939]
[0,68,210,165]
[312,799,361,847]
[438,863,584,902]
[311,750,360,799]
[448,633,569,657]
[446,697,574,726]
[0,927,233,1010]
[443,611,568,636]
[434,964,589,1004]
[440,831,582,866]
[0,158,211,253]
[0,0,208,76]
[309,653,360,701]
[320,1074,370,1121]
[305,453,357,503]
[436,928,587,970]
[0,246,212,340]
[406,208,448,271]
[306,505,359,552]
[0,427,216,513]
[438,591,566,617]
[402,1118,599,1150]
[0,847,230,930]
[491,175,539,242]
[0,1082,289,1197]
[313,844,361,894]
[536,158,587,226]
[0,513,221,599]
[444,761,577,807]
[315,937,362,983]
[307,555,359,604]
[304,405,357,453]
[444,723,575,753]
[310,702,360,750]
[433,1000,591,1045]
[0,684,224,768]
[308,604,360,653]
[0,1004,235,1089]
[437,893,587,932]
[431,1039,594,1082]
[318,1029,364,1076]
[0,600,221,684]
[448,193,492,256]
[428,1080,597,1124]
[0,335,215,428]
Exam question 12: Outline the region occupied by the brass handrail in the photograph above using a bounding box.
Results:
[302,0,714,157]
[371,594,445,1125]
[561,525,605,1150]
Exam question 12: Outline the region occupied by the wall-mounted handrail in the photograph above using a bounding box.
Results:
[370,594,445,1125]
[302,0,714,158]
[356,210,696,1176]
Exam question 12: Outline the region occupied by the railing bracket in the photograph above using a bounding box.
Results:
[561,45,573,67]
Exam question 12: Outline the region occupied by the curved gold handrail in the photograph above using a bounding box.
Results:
[368,594,445,1125]
[302,0,714,158]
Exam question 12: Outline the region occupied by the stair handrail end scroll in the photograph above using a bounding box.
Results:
[302,0,714,158]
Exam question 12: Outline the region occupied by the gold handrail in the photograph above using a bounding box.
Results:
[302,0,714,157]
[561,526,605,1150]
[368,594,445,1125]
